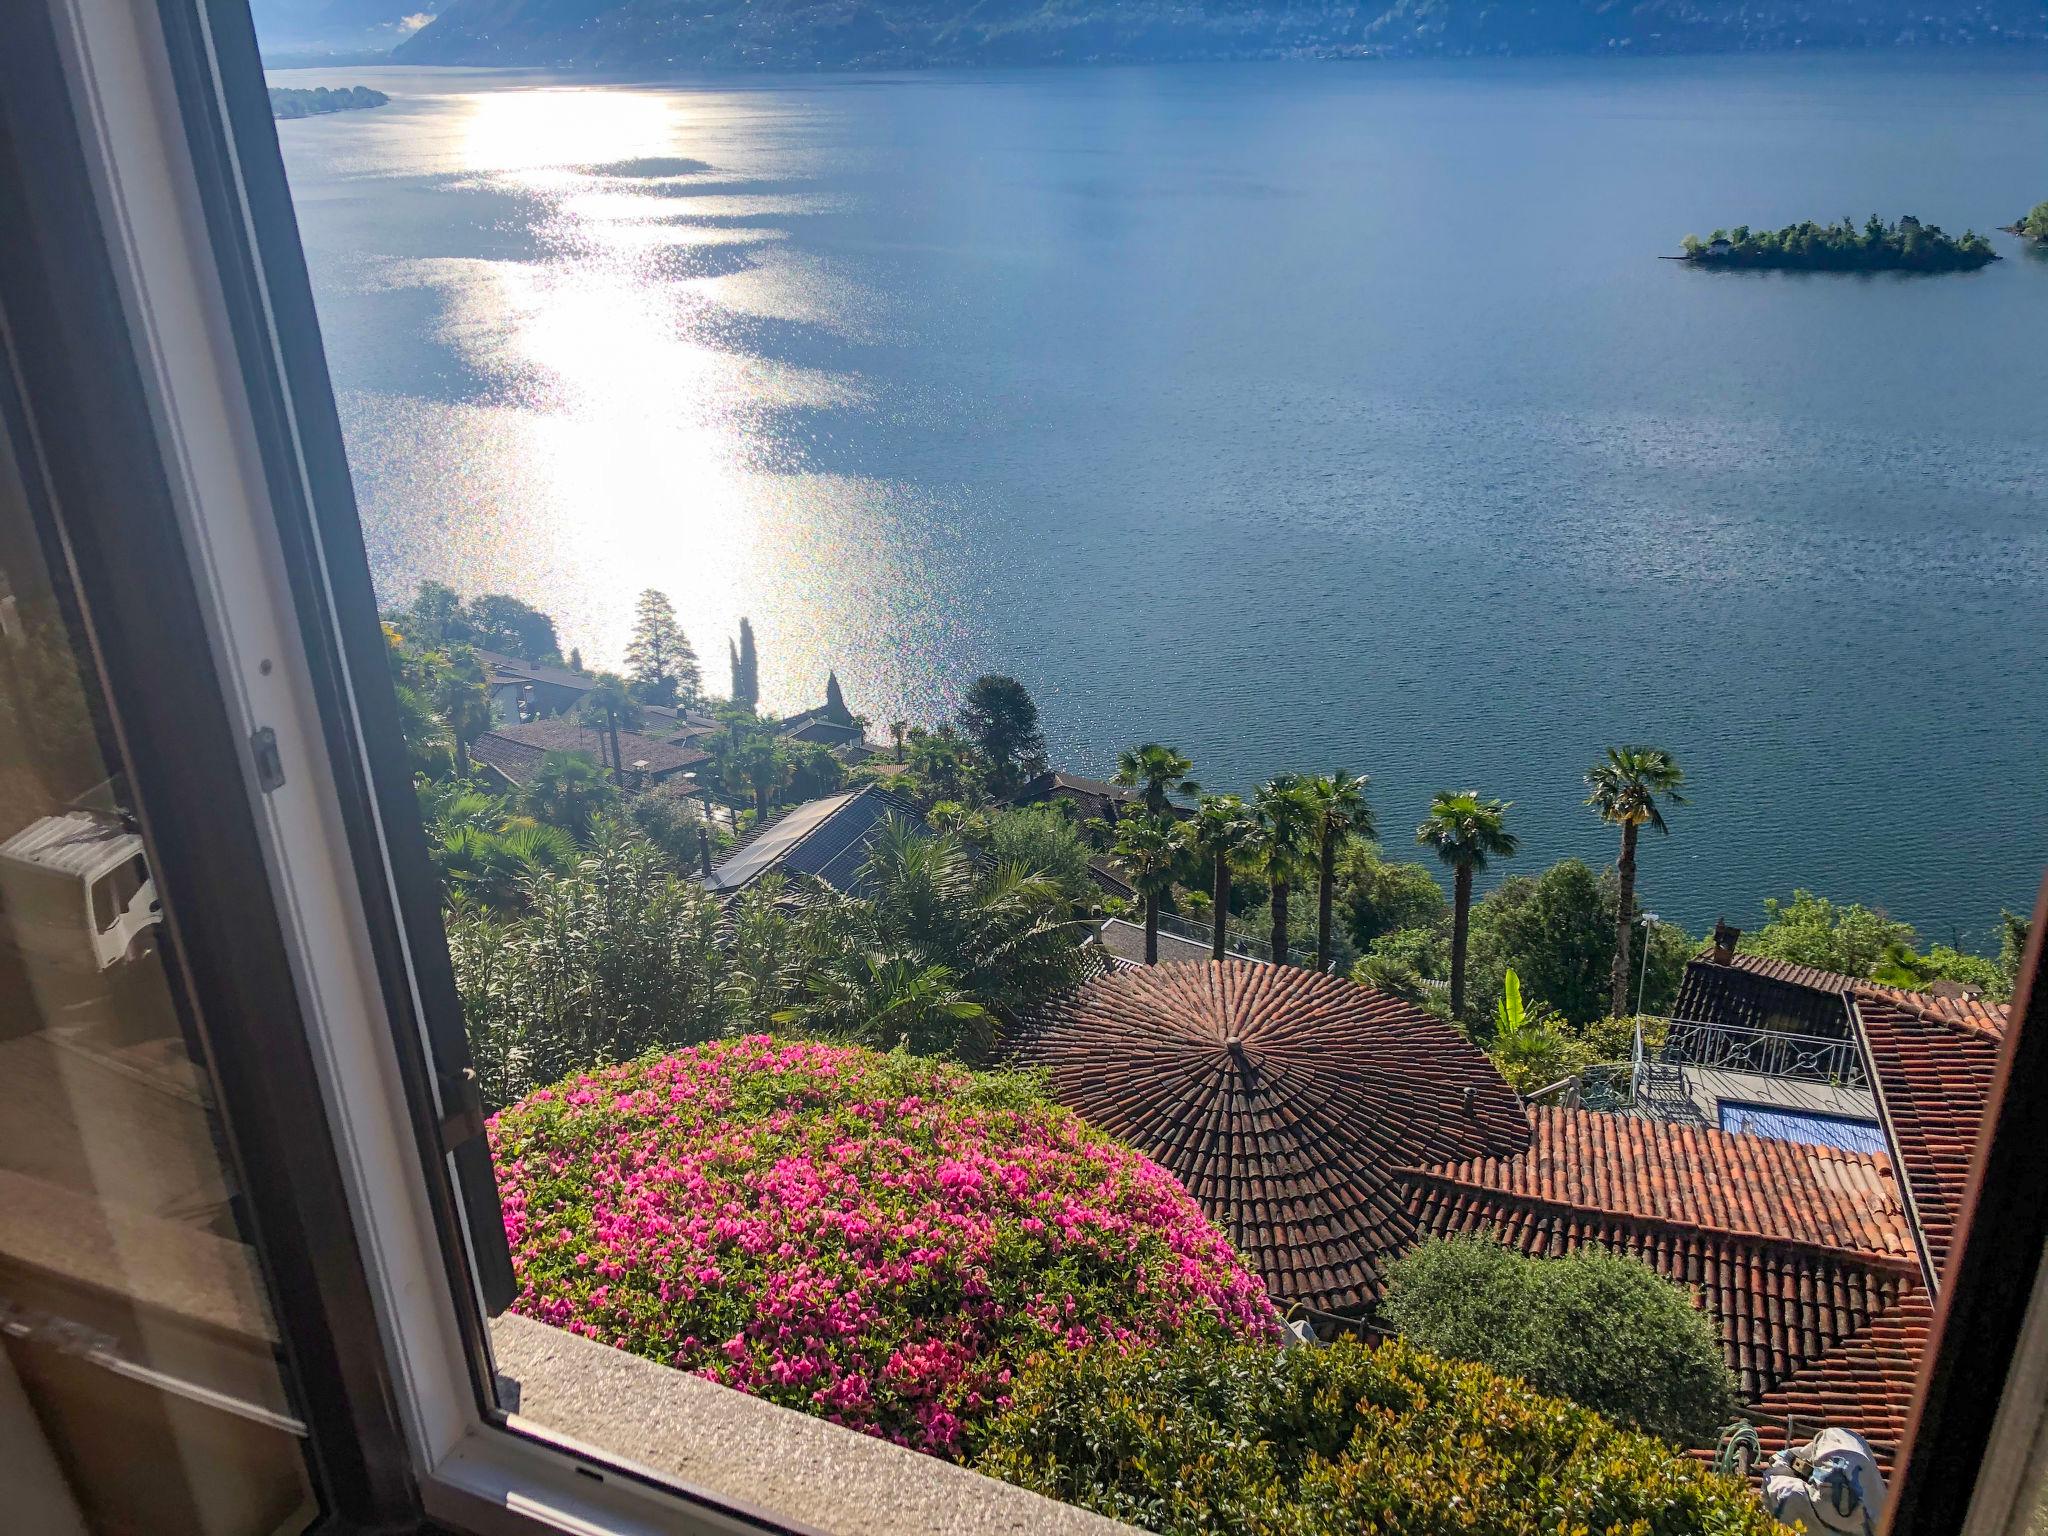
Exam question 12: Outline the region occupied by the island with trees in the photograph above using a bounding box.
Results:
[268,85,389,120]
[1678,215,1997,272]
[2005,201,2048,242]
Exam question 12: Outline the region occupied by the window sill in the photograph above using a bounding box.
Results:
[489,1313,1137,1536]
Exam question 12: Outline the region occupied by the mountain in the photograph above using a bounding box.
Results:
[250,0,435,57]
[393,0,2048,70]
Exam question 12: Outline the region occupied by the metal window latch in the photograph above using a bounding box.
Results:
[250,726,286,793]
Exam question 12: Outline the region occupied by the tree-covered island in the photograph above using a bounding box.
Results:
[1679,215,1997,271]
[268,85,389,120]
[2005,201,2048,242]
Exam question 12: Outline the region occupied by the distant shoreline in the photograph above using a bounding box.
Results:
[269,85,389,120]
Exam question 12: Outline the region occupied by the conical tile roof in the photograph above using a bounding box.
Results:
[1010,960,1530,1315]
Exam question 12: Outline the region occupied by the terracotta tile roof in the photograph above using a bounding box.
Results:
[1744,1284,1936,1466]
[1400,1107,1921,1414]
[1853,995,2004,1284]
[1405,1107,1915,1262]
[1007,961,1530,1315]
[1682,951,2008,1041]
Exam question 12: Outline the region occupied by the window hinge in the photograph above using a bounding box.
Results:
[250,726,286,793]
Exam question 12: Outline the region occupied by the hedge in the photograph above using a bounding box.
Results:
[1380,1235,1739,1444]
[976,1333,1782,1535]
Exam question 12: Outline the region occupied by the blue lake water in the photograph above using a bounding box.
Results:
[271,54,2048,943]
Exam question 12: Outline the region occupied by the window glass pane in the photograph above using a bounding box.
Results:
[0,371,317,1533]
[257,15,2046,1533]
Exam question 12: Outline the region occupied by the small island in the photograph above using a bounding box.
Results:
[268,85,389,120]
[1677,215,1997,272]
[2003,201,2048,242]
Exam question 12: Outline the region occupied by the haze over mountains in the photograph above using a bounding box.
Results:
[252,0,2048,69]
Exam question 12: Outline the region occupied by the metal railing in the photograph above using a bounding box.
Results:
[1652,1016,1868,1088]
[1151,908,1320,968]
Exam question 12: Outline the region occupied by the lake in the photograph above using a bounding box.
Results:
[270,54,2048,943]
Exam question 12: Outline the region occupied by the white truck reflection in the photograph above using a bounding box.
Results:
[0,811,159,973]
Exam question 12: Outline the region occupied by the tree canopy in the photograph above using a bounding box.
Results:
[622,588,700,706]
[956,674,1048,794]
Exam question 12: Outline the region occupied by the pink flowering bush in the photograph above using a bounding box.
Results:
[493,1036,1278,1459]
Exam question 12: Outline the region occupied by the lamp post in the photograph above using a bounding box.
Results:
[1635,911,1662,1019]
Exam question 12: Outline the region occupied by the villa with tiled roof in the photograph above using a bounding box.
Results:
[1011,953,2007,1468]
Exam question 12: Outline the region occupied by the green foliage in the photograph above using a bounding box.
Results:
[1351,925,1448,1011]
[450,821,730,1109]
[893,723,984,809]
[975,1331,1773,1536]
[1686,214,1998,270]
[2022,201,2048,241]
[519,750,620,839]
[983,804,1098,908]
[388,580,560,663]
[1467,860,1690,1026]
[1872,939,2007,995]
[1113,742,1200,816]
[622,588,700,706]
[1742,889,1916,977]
[627,777,731,872]
[1334,840,1448,950]
[1380,1236,1740,1445]
[769,817,1087,1058]
[730,617,759,710]
[2001,911,2035,997]
[957,675,1048,794]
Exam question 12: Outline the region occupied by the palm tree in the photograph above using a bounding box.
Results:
[430,654,493,779]
[1189,794,1259,961]
[889,719,908,764]
[576,673,643,789]
[1113,743,1200,818]
[1585,746,1688,1018]
[1305,771,1373,973]
[1416,791,1517,1020]
[1112,812,1187,965]
[521,750,618,840]
[734,732,791,819]
[1251,774,1315,966]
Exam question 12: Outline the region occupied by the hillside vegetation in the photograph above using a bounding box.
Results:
[395,0,2048,70]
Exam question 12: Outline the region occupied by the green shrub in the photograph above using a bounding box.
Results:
[976,1333,1778,1536]
[1380,1236,1738,1444]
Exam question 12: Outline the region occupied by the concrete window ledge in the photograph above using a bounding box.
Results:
[491,1313,1140,1536]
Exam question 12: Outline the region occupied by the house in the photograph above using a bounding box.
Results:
[470,648,604,721]
[468,716,708,792]
[703,784,926,899]
[1010,956,2005,1468]
[1706,236,1735,256]
[777,705,864,749]
[1003,771,1153,825]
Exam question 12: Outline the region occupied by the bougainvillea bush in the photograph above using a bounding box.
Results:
[492,1036,1277,1459]
[977,1334,1784,1536]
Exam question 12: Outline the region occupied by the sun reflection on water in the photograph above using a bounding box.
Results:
[341,82,961,721]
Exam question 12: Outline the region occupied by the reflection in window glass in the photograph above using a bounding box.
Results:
[0,366,316,1531]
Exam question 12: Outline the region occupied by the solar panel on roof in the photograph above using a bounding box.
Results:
[1718,1100,1888,1155]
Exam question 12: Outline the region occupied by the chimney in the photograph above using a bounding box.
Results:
[697,823,713,878]
[1711,919,1740,966]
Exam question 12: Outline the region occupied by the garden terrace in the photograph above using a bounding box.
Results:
[1007,959,1530,1316]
